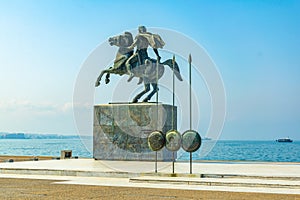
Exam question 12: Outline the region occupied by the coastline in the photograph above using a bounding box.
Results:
[0,155,55,163]
[2,155,300,164]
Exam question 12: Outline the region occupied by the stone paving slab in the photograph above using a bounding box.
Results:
[1,159,300,195]
[1,159,300,179]
[130,176,300,189]
[0,173,300,195]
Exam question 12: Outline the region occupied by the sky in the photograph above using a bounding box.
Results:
[0,0,300,140]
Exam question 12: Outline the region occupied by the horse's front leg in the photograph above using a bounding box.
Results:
[105,73,110,84]
[95,69,110,87]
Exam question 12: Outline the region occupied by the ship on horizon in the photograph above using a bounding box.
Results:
[276,137,293,143]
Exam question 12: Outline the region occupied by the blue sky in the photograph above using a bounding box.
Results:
[0,0,299,140]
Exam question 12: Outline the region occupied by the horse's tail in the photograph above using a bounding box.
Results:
[162,59,183,81]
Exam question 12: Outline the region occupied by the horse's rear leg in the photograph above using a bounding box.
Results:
[142,83,159,102]
[132,83,150,103]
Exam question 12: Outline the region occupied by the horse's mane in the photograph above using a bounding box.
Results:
[124,32,133,45]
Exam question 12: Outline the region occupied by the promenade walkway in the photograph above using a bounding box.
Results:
[1,159,300,194]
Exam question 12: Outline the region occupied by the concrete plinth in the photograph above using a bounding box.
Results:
[93,103,177,161]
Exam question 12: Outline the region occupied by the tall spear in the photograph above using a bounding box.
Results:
[172,55,175,174]
[155,55,159,173]
[189,54,192,130]
[189,54,193,174]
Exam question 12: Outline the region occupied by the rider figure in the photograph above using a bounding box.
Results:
[126,26,165,82]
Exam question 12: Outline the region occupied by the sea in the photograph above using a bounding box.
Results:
[0,139,299,162]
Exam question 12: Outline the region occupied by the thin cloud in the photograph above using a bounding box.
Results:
[0,100,73,116]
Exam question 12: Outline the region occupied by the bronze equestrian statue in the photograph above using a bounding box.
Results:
[95,31,183,103]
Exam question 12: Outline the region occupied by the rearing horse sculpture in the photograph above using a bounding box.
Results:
[95,32,183,103]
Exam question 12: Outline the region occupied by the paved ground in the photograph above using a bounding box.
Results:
[0,178,299,200]
[1,159,300,177]
[1,159,300,197]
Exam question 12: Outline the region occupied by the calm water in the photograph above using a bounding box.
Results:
[0,139,299,162]
[0,139,92,158]
[179,140,300,162]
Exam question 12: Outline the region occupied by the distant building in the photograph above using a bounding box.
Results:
[3,133,25,139]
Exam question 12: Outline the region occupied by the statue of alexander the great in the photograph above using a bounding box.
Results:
[95,26,182,103]
[126,26,165,82]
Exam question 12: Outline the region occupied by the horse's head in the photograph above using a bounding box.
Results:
[108,32,133,48]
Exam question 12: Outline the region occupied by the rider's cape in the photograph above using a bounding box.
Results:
[139,32,165,49]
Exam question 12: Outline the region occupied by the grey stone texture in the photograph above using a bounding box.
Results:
[93,103,177,161]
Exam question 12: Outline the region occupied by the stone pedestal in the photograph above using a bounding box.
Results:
[93,103,177,161]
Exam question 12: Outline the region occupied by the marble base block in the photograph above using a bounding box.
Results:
[93,103,177,161]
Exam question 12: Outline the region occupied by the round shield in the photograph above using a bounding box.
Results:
[182,130,201,152]
[165,130,181,151]
[148,131,165,151]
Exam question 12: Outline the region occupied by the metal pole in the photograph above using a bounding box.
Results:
[156,57,159,120]
[172,55,175,130]
[156,57,159,173]
[155,152,157,173]
[172,152,175,174]
[189,54,192,130]
[190,152,192,174]
[189,54,192,174]
[172,55,175,174]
